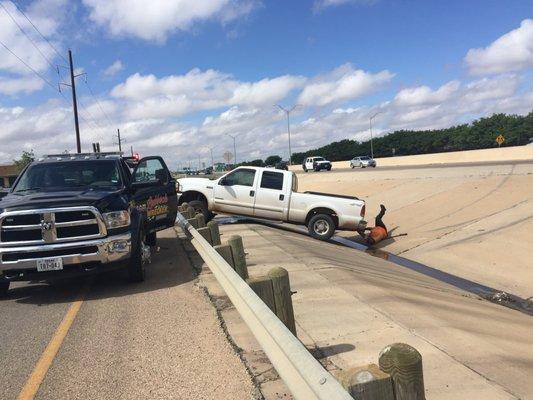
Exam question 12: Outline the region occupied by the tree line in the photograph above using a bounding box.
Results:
[290,111,533,164]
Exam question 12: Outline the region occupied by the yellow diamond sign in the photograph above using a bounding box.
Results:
[496,135,505,146]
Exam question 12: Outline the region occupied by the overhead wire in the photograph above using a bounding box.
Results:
[10,0,68,63]
[3,2,117,150]
[0,38,56,90]
[0,2,57,70]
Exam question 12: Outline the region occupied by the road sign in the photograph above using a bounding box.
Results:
[496,135,505,146]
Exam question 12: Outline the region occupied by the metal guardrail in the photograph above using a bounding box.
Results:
[175,213,354,400]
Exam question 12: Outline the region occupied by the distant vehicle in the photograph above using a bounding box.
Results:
[183,167,199,176]
[350,156,376,168]
[176,166,366,241]
[302,156,332,172]
[204,166,213,175]
[275,161,289,171]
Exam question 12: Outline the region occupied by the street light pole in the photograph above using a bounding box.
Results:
[226,134,237,165]
[276,104,298,165]
[369,111,383,159]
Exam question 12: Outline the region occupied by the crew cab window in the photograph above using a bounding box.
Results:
[13,160,122,192]
[260,171,283,190]
[133,158,168,184]
[223,169,255,187]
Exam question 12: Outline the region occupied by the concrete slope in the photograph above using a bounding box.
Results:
[296,162,533,298]
[221,222,533,399]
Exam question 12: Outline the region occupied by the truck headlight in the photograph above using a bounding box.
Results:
[103,211,131,229]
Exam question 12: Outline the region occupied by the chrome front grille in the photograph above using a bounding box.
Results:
[0,207,107,246]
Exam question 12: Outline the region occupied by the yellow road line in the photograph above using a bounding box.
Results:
[17,282,91,400]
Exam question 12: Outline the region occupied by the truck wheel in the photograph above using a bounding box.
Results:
[303,167,308,172]
[129,228,150,282]
[189,200,214,222]
[314,166,320,172]
[308,214,335,241]
[326,166,332,171]
[146,231,157,247]
[0,281,9,298]
[351,164,355,169]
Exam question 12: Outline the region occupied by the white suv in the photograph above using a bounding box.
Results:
[302,157,332,172]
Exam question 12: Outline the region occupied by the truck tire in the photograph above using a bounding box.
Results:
[129,227,150,282]
[326,165,332,171]
[146,231,157,247]
[303,167,308,172]
[314,166,320,172]
[0,280,9,298]
[189,200,214,222]
[308,214,335,241]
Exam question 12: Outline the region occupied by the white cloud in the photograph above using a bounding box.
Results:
[0,0,66,94]
[0,75,44,95]
[82,0,259,42]
[394,80,460,107]
[111,68,304,119]
[298,64,394,107]
[103,60,124,76]
[313,0,377,13]
[465,19,533,75]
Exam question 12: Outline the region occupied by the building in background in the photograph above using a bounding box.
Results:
[0,165,18,188]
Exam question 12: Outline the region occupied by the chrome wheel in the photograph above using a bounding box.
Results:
[141,238,151,265]
[313,219,330,235]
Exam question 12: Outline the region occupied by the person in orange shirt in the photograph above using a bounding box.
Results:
[360,204,388,245]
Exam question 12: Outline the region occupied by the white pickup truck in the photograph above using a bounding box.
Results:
[176,166,366,240]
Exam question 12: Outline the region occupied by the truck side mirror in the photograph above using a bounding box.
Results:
[219,178,227,186]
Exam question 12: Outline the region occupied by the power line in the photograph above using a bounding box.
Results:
[84,79,114,127]
[0,2,57,70]
[10,0,67,63]
[0,38,56,90]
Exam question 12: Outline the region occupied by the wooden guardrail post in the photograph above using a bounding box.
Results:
[336,364,394,400]
[214,244,235,268]
[195,213,206,228]
[207,221,221,246]
[247,276,277,312]
[378,343,425,400]
[197,227,212,244]
[227,235,248,279]
[187,217,199,228]
[268,267,296,335]
[185,205,195,219]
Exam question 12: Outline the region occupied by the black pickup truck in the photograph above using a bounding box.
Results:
[0,153,178,296]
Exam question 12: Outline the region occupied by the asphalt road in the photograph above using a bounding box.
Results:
[0,228,254,400]
[292,158,533,174]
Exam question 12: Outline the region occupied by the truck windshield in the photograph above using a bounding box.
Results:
[314,157,324,161]
[13,160,122,192]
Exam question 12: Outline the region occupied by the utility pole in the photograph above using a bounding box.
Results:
[68,50,81,153]
[207,146,214,168]
[130,145,133,156]
[276,104,298,165]
[369,111,383,159]
[116,129,122,153]
[226,134,237,165]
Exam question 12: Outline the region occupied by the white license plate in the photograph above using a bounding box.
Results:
[36,258,64,272]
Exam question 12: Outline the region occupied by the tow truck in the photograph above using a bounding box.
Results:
[0,152,178,296]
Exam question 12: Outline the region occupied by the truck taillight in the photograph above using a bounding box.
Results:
[360,204,365,217]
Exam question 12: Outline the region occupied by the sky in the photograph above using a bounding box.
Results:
[0,0,532,169]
